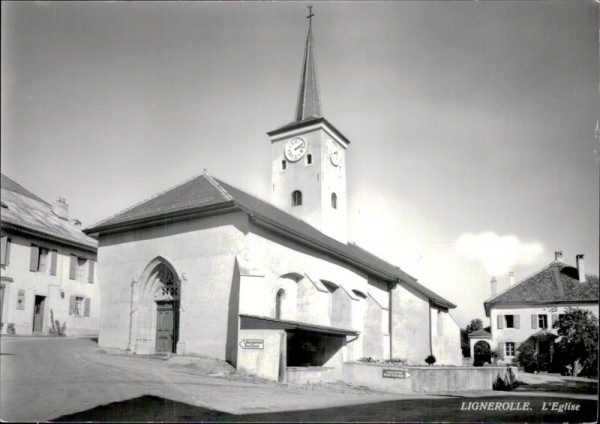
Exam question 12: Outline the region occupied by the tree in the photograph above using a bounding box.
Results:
[466,319,483,334]
[463,319,484,357]
[553,308,598,377]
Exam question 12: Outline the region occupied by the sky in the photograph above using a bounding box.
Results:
[2,1,598,327]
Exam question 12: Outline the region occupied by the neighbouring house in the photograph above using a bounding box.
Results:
[470,251,598,370]
[0,174,100,336]
[83,12,462,383]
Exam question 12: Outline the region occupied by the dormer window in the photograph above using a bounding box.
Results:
[292,190,302,207]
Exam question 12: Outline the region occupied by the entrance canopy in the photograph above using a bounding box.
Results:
[240,314,358,337]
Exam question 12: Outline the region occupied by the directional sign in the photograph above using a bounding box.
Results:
[382,368,411,379]
[239,339,264,349]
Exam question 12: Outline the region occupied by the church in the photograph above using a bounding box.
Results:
[85,10,462,382]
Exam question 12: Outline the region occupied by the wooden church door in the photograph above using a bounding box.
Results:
[155,301,178,353]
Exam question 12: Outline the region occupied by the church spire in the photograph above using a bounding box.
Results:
[295,5,322,121]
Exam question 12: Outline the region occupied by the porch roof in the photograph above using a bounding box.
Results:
[239,314,359,336]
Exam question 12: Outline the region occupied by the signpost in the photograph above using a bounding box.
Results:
[239,339,264,349]
[382,368,411,379]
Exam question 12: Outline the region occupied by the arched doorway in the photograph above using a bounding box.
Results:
[474,341,491,365]
[132,258,181,354]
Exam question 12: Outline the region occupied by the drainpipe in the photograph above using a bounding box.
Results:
[126,279,138,352]
[389,281,397,359]
[428,300,433,356]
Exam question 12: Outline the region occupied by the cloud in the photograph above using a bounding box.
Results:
[455,232,544,277]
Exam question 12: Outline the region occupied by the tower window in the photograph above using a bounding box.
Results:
[276,289,285,320]
[281,160,287,170]
[306,154,312,165]
[331,193,337,209]
[292,190,302,206]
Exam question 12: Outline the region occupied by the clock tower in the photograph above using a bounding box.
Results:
[267,7,349,244]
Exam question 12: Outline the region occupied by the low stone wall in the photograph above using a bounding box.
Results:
[286,366,340,384]
[342,362,518,393]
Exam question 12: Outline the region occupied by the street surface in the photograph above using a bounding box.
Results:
[1,337,597,422]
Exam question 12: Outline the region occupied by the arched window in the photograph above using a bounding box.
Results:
[281,160,287,170]
[292,190,302,206]
[331,192,337,209]
[276,289,285,320]
[306,154,312,165]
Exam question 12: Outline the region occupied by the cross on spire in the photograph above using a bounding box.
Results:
[307,5,315,25]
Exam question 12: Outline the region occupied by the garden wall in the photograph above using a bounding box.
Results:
[341,362,518,393]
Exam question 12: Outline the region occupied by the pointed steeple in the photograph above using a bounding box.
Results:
[295,6,322,121]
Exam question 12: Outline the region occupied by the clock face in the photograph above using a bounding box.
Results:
[329,141,341,166]
[284,137,308,162]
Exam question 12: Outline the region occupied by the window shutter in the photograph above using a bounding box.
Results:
[84,298,91,317]
[88,260,95,283]
[69,295,75,315]
[49,250,58,276]
[514,314,520,329]
[498,342,505,356]
[69,255,77,280]
[551,314,558,326]
[5,238,10,266]
[30,245,39,272]
[497,314,504,329]
[0,236,6,266]
[531,314,538,329]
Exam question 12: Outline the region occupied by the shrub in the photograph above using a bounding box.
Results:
[358,357,378,363]
[515,338,538,373]
[425,355,436,366]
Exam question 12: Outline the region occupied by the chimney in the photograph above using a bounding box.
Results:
[52,197,68,220]
[554,251,563,263]
[576,254,586,283]
[509,271,515,286]
[490,276,497,296]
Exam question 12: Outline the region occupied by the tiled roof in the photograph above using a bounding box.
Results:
[484,261,599,316]
[267,116,351,146]
[1,173,97,252]
[85,173,455,309]
[468,329,491,339]
[1,173,48,205]
[295,21,321,121]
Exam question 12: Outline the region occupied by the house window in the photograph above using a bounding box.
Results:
[292,190,302,206]
[37,248,50,273]
[74,296,84,316]
[281,160,287,170]
[306,154,312,165]
[505,342,516,357]
[76,257,87,280]
[0,236,10,266]
[538,314,548,329]
[331,193,337,209]
[505,315,514,328]
[276,289,285,320]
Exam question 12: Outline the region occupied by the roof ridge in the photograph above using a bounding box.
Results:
[484,261,556,303]
[203,170,233,201]
[87,172,208,230]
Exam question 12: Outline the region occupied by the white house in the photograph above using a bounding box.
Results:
[1,174,100,336]
[470,251,598,370]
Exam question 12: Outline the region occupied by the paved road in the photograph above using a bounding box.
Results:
[0,337,408,422]
[1,337,597,422]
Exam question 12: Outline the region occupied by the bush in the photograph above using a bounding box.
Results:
[425,355,436,366]
[358,357,378,363]
[515,339,538,373]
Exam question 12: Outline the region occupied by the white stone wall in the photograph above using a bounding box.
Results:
[391,283,431,365]
[95,212,248,358]
[430,307,463,366]
[0,231,99,336]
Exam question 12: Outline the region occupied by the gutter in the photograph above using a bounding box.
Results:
[1,221,97,253]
